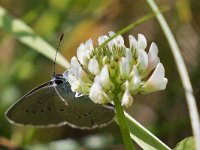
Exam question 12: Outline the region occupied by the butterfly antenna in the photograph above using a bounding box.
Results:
[53,33,64,76]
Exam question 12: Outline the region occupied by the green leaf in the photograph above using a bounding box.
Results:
[124,112,171,150]
[174,137,195,150]
[0,6,69,69]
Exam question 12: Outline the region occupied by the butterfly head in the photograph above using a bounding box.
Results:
[52,74,66,85]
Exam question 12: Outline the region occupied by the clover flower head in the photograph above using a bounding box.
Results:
[68,31,168,107]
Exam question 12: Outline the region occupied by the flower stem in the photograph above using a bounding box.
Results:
[113,88,134,150]
[146,0,200,149]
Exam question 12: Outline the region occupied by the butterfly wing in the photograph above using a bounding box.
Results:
[5,81,115,129]
[5,81,71,126]
[55,82,115,129]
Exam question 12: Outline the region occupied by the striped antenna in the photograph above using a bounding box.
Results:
[53,33,64,76]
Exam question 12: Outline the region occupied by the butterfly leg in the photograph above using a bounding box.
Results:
[54,87,68,106]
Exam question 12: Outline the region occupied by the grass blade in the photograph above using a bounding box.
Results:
[124,112,171,150]
[0,7,69,69]
[146,1,200,149]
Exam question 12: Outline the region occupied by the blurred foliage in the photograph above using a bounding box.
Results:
[174,137,195,150]
[0,0,200,149]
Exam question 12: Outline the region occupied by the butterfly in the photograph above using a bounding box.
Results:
[5,34,115,129]
[5,72,115,129]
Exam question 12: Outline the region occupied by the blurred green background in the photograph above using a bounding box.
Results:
[0,0,200,149]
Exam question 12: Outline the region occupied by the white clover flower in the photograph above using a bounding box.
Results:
[68,31,168,107]
[88,57,100,75]
[136,49,148,74]
[129,35,138,51]
[129,66,141,94]
[77,39,93,66]
[141,42,160,78]
[108,31,124,47]
[99,65,113,90]
[120,57,130,80]
[126,48,133,63]
[98,35,109,45]
[138,34,147,49]
[121,81,134,108]
[122,88,133,108]
[89,77,110,104]
[140,63,168,94]
[68,57,91,94]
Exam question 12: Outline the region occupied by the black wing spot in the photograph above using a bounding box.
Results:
[78,115,82,118]
[36,101,43,104]
[25,110,29,113]
[40,109,44,112]
[89,110,94,115]
[47,107,52,111]
[83,114,88,117]
[59,109,64,111]
[32,110,36,113]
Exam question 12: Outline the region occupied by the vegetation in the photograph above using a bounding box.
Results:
[0,0,199,149]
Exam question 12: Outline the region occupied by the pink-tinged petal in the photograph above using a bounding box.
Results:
[138,34,147,49]
[121,89,133,108]
[141,63,168,93]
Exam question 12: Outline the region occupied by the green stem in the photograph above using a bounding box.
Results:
[113,89,134,150]
[96,6,168,50]
[146,0,200,149]
[21,128,36,148]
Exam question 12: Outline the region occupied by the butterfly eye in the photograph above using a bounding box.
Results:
[55,79,64,85]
